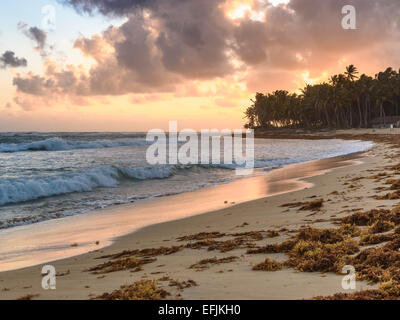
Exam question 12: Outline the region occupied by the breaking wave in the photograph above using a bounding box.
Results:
[0,165,179,206]
[0,137,150,153]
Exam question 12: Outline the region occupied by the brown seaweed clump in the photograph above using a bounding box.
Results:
[315,278,400,300]
[168,279,198,290]
[184,231,267,253]
[387,179,400,190]
[345,246,400,283]
[86,257,156,274]
[17,294,40,300]
[359,233,395,245]
[189,256,238,271]
[96,280,171,300]
[249,227,360,273]
[368,220,395,234]
[98,246,182,260]
[281,199,324,211]
[313,204,400,300]
[295,226,356,244]
[266,230,279,238]
[284,237,359,273]
[341,208,400,226]
[252,258,282,271]
[374,190,400,200]
[246,239,296,254]
[314,288,398,300]
[177,232,226,241]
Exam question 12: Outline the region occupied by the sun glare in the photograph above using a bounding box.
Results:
[269,0,290,6]
[226,1,265,22]
[227,4,252,19]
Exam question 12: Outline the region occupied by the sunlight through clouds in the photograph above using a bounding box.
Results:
[269,0,290,6]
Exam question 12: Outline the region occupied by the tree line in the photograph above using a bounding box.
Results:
[244,65,400,129]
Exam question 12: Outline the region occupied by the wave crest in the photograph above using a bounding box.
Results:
[0,165,177,206]
[0,137,149,153]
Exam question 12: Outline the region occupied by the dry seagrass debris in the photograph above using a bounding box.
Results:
[17,294,40,300]
[281,199,324,211]
[86,257,156,274]
[177,232,226,241]
[98,246,182,260]
[189,256,238,271]
[252,258,282,271]
[168,279,198,290]
[246,240,296,254]
[96,280,171,300]
[359,233,395,245]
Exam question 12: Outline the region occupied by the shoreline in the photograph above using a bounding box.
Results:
[0,139,383,299]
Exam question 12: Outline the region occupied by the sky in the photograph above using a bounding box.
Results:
[1,0,400,132]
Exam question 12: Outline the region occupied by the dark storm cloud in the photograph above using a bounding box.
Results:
[0,51,27,68]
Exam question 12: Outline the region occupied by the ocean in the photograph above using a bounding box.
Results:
[0,132,373,230]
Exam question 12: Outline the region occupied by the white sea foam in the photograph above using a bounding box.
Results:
[0,137,149,153]
[0,165,177,206]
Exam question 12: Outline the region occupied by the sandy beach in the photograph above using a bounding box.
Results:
[1,130,400,300]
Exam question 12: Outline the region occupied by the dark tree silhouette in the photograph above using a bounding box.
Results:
[244,66,400,129]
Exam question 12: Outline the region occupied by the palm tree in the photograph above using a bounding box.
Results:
[345,64,359,81]
[244,65,400,130]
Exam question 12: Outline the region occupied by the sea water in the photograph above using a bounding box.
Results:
[0,132,373,229]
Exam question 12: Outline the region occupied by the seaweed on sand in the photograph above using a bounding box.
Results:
[96,280,171,300]
[17,294,40,300]
[98,246,182,260]
[386,179,400,190]
[341,208,400,226]
[246,239,296,254]
[281,199,324,211]
[374,191,400,200]
[86,257,156,274]
[359,233,395,245]
[189,256,238,271]
[177,232,226,241]
[249,227,360,273]
[314,289,397,300]
[168,279,198,290]
[368,220,395,234]
[252,258,283,271]
[184,231,267,253]
[345,245,400,283]
[284,237,359,273]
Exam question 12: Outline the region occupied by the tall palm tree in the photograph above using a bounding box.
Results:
[345,64,359,81]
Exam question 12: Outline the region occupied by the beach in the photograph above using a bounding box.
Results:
[1,130,399,300]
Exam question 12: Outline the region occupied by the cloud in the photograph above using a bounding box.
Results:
[18,23,48,56]
[0,51,27,68]
[60,0,151,16]
[13,0,400,108]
